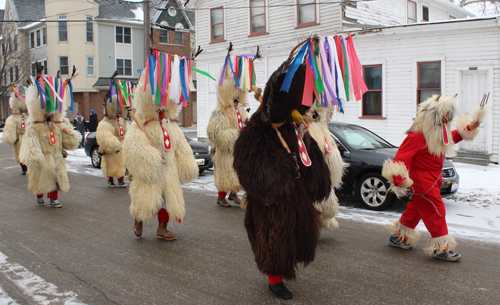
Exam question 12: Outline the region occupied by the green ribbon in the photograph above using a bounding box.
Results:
[191,67,216,81]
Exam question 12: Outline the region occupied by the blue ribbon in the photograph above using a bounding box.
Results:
[307,41,319,79]
[148,53,155,95]
[68,81,75,111]
[179,59,189,102]
[280,42,309,93]
[228,56,240,88]
[35,80,46,109]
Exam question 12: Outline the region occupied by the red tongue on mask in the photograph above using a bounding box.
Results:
[442,124,449,145]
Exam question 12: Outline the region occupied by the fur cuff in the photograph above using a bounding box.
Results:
[387,221,421,246]
[423,235,457,255]
[382,159,413,199]
[456,116,479,141]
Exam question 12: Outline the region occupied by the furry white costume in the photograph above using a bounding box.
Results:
[305,105,346,230]
[382,94,484,261]
[206,75,248,206]
[122,71,198,239]
[19,84,81,206]
[2,90,29,174]
[96,95,129,186]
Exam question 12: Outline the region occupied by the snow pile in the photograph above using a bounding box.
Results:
[0,132,3,142]
[450,162,500,207]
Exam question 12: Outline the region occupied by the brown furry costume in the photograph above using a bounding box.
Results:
[2,92,28,165]
[305,105,347,230]
[206,75,248,196]
[233,60,332,280]
[96,96,129,180]
[122,71,198,225]
[19,85,81,196]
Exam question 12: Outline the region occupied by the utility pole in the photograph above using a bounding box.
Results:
[144,0,151,63]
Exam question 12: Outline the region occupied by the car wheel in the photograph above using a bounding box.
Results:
[357,173,394,211]
[91,147,101,168]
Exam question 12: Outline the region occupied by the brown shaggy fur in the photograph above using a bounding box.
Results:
[206,75,248,194]
[233,61,332,280]
[2,93,29,163]
[96,96,129,178]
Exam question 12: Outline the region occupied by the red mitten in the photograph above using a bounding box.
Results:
[393,175,406,187]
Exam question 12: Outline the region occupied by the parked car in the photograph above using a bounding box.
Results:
[328,122,459,211]
[84,132,213,174]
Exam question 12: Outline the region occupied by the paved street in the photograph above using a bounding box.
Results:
[0,142,499,305]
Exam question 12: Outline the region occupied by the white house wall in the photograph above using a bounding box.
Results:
[341,18,500,162]
[193,0,342,139]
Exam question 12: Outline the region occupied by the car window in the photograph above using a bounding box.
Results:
[331,125,393,149]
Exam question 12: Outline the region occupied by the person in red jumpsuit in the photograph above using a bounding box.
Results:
[382,94,484,261]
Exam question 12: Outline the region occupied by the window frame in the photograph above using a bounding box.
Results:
[9,67,13,83]
[116,58,132,76]
[249,0,267,36]
[58,15,68,42]
[417,61,441,106]
[36,29,41,47]
[87,57,95,76]
[116,26,132,44]
[30,32,35,49]
[422,5,429,22]
[43,59,48,75]
[86,16,94,43]
[159,29,169,44]
[449,15,456,20]
[210,6,226,43]
[296,0,318,28]
[42,27,47,45]
[14,65,19,81]
[407,0,417,24]
[59,56,69,75]
[361,64,384,119]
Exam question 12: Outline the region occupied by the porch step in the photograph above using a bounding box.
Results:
[452,152,490,166]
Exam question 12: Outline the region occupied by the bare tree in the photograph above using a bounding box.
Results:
[458,0,500,15]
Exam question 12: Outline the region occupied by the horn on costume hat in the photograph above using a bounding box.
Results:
[435,94,442,101]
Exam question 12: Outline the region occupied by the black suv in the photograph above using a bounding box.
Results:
[329,122,459,211]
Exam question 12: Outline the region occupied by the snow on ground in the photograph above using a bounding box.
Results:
[450,162,500,207]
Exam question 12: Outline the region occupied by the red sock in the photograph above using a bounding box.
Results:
[47,190,58,199]
[268,274,283,285]
[218,191,227,198]
[20,163,25,166]
[118,177,124,181]
[158,208,169,223]
[108,177,114,181]
[36,194,43,198]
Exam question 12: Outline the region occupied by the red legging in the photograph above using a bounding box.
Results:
[37,191,58,199]
[218,191,227,198]
[268,274,283,285]
[158,208,169,223]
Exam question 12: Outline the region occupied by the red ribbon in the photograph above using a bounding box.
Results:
[294,124,311,167]
[49,130,56,145]
[302,57,314,107]
[324,138,331,152]
[21,115,25,130]
[235,105,243,129]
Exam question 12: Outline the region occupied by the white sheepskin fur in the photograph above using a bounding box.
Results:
[123,70,198,223]
[96,96,128,178]
[206,74,248,194]
[407,94,458,156]
[306,106,347,230]
[456,106,486,141]
[387,221,421,246]
[382,159,413,199]
[2,92,29,163]
[423,234,457,255]
[20,84,81,195]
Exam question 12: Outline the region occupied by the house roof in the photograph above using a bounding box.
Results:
[96,0,162,22]
[153,0,195,30]
[9,0,45,28]
[434,0,475,17]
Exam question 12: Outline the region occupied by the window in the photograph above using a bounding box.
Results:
[1,43,5,55]
[250,0,266,34]
[42,27,47,45]
[87,57,95,75]
[422,6,429,22]
[30,32,35,49]
[449,15,456,20]
[297,0,316,26]
[31,63,36,77]
[116,59,132,76]
[86,17,93,42]
[407,0,416,24]
[14,66,19,81]
[59,15,68,42]
[9,67,13,83]
[36,29,41,47]
[116,26,131,44]
[175,31,183,44]
[211,7,224,42]
[43,59,48,75]
[59,56,69,75]
[13,34,17,51]
[159,29,169,43]
[362,65,382,117]
[417,62,441,104]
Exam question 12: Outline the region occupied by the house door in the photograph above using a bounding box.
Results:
[459,70,488,153]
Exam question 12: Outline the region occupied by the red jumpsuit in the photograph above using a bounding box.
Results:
[395,130,462,238]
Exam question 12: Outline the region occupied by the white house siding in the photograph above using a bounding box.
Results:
[192,0,342,139]
[345,0,472,28]
[98,24,116,78]
[339,18,500,163]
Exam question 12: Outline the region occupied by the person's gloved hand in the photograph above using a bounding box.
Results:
[468,120,479,131]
